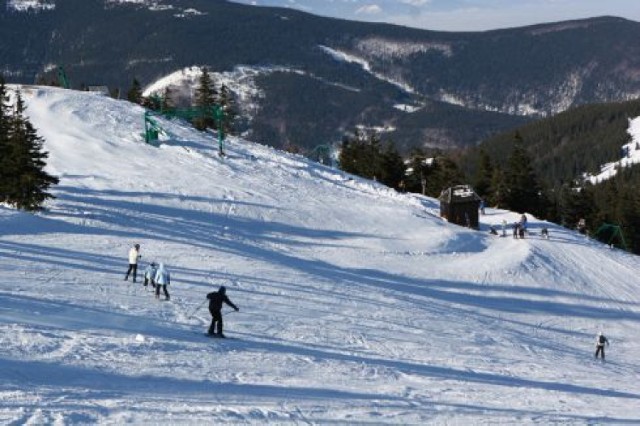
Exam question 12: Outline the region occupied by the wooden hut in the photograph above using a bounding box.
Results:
[439,185,482,229]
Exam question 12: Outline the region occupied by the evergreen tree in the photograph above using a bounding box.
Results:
[161,86,174,112]
[4,91,59,210]
[142,93,162,111]
[193,67,218,131]
[404,149,429,195]
[379,142,406,189]
[338,129,376,179]
[616,184,640,252]
[422,154,465,197]
[504,133,545,215]
[0,76,11,203]
[338,130,405,189]
[403,149,465,197]
[473,149,493,198]
[557,183,594,229]
[218,84,237,136]
[489,165,508,208]
[127,78,143,104]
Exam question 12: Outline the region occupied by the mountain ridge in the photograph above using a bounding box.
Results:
[1,1,639,151]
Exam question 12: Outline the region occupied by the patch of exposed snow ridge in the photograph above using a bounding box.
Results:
[143,65,268,104]
[142,65,304,127]
[393,103,422,113]
[104,0,174,12]
[7,0,55,12]
[319,45,416,94]
[106,0,150,5]
[355,37,453,59]
[174,7,206,18]
[585,116,640,184]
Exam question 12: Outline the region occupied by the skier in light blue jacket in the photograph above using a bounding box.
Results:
[154,263,171,300]
[143,262,158,288]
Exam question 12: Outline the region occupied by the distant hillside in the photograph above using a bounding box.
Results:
[1,0,639,151]
[460,99,640,186]
[458,99,640,253]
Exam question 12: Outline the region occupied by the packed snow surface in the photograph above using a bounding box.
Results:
[1,86,640,424]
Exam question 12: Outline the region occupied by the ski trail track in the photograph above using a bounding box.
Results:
[1,87,640,423]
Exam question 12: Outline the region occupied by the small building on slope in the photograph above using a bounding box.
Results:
[439,185,482,229]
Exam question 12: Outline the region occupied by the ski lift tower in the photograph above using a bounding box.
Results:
[57,66,70,89]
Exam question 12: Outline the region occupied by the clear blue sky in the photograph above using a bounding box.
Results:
[229,0,640,31]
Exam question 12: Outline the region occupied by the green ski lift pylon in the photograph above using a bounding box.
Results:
[593,223,628,250]
[144,111,163,145]
[143,104,226,155]
[57,66,70,89]
[214,105,225,156]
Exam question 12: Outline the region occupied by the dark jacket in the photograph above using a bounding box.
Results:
[596,334,609,347]
[207,290,238,312]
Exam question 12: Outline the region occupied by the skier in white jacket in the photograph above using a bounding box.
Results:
[124,244,141,282]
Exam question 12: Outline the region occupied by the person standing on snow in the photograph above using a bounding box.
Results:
[206,286,239,338]
[595,332,610,360]
[143,262,158,288]
[124,244,141,282]
[520,214,528,233]
[154,263,171,300]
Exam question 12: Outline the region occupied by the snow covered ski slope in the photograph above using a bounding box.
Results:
[1,86,640,423]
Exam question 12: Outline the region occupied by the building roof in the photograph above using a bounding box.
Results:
[439,185,482,203]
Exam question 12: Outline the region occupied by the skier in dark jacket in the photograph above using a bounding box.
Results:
[595,332,610,360]
[206,286,239,337]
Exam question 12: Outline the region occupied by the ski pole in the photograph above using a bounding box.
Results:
[187,300,207,319]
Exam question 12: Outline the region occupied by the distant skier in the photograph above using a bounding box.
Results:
[124,243,141,282]
[501,219,507,237]
[513,222,520,239]
[541,227,549,239]
[595,332,610,360]
[143,262,158,288]
[154,263,171,300]
[206,286,239,338]
[520,214,528,233]
[577,218,587,235]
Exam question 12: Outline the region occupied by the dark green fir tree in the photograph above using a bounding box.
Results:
[218,84,237,137]
[0,76,13,203]
[161,86,174,112]
[126,78,143,105]
[193,67,218,131]
[473,149,493,199]
[379,142,406,190]
[504,133,544,215]
[4,91,59,210]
